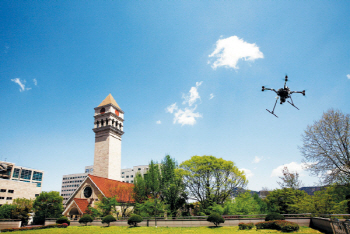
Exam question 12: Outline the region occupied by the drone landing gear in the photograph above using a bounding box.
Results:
[266,97,279,118]
[287,96,299,110]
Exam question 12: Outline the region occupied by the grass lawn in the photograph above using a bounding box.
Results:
[5,226,323,234]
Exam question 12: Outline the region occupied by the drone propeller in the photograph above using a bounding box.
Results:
[262,86,265,91]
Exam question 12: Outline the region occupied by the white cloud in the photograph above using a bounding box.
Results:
[182,81,202,106]
[271,162,307,177]
[11,78,31,92]
[208,36,264,70]
[252,156,263,164]
[156,120,161,124]
[209,93,215,100]
[347,74,350,79]
[33,79,37,86]
[166,103,178,114]
[240,168,254,179]
[173,106,202,126]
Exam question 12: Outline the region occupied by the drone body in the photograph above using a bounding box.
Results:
[262,75,305,118]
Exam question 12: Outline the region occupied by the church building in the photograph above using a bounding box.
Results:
[62,94,134,219]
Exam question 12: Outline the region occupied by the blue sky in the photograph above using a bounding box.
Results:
[1,1,350,192]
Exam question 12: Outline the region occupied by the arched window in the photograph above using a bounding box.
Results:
[100,108,105,114]
[96,121,100,128]
[101,119,104,126]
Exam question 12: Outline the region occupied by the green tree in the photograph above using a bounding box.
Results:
[252,193,268,214]
[33,191,63,225]
[0,204,16,219]
[133,173,148,204]
[300,109,350,185]
[101,215,116,227]
[222,192,261,215]
[145,160,162,225]
[79,214,93,226]
[160,155,187,217]
[265,188,309,214]
[96,195,119,217]
[277,167,302,189]
[11,198,34,226]
[312,185,350,214]
[135,199,165,217]
[179,155,247,210]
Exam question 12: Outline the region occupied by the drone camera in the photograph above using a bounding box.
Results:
[285,75,288,81]
[302,90,305,96]
[262,86,265,91]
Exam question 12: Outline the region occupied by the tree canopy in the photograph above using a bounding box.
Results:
[179,155,247,209]
[33,191,63,225]
[300,109,350,185]
[277,166,303,189]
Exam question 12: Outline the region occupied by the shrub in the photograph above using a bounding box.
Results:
[207,213,225,227]
[1,224,67,232]
[79,214,93,226]
[102,215,116,227]
[56,216,70,226]
[265,212,285,221]
[127,214,143,227]
[256,220,299,232]
[238,222,255,230]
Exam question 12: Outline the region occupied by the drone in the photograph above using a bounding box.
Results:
[262,75,305,118]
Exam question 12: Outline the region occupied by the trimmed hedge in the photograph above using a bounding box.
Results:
[207,213,225,227]
[79,214,93,226]
[128,214,143,227]
[102,215,116,227]
[1,224,68,232]
[56,216,70,226]
[238,222,255,230]
[256,220,299,232]
[265,212,285,221]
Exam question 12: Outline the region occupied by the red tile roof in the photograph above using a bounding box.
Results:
[74,198,89,214]
[88,174,135,203]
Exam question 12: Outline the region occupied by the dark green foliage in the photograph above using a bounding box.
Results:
[127,214,143,227]
[207,213,225,227]
[79,214,93,226]
[96,196,119,216]
[265,188,308,214]
[238,222,255,230]
[32,191,63,225]
[265,212,285,221]
[56,216,70,226]
[256,220,299,232]
[1,224,67,232]
[0,204,16,219]
[135,199,164,217]
[102,215,116,227]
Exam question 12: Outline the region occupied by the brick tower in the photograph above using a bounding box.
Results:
[93,94,124,180]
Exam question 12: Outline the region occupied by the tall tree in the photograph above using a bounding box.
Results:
[277,166,303,189]
[33,191,63,225]
[12,198,34,226]
[300,109,350,185]
[145,160,162,225]
[133,172,148,203]
[160,155,187,217]
[179,155,247,210]
[96,195,119,217]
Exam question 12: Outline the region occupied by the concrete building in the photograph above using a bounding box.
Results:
[0,161,43,205]
[121,165,149,183]
[60,166,93,202]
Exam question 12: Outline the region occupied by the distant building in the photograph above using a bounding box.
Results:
[60,166,93,202]
[121,165,148,183]
[0,161,44,205]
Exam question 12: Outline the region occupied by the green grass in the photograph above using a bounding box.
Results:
[5,226,322,234]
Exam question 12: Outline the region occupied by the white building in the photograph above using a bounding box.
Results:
[121,165,149,183]
[0,161,44,205]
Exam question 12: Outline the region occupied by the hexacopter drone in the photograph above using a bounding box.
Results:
[262,75,305,118]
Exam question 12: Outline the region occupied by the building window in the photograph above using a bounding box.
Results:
[6,197,12,200]
[35,194,39,197]
[121,176,124,178]
[131,180,133,183]
[138,168,141,170]
[122,172,124,174]
[20,169,32,180]
[131,175,133,178]
[36,183,41,187]
[8,190,14,193]
[126,181,129,183]
[33,171,43,181]
[0,197,4,200]
[12,168,20,178]
[0,189,6,193]
[126,176,129,178]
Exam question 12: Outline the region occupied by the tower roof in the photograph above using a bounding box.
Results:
[98,94,121,109]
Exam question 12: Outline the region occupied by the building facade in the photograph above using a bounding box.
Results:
[0,161,44,205]
[60,166,93,202]
[121,165,149,183]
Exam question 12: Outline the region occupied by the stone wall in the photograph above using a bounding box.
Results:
[0,220,21,229]
[310,217,334,234]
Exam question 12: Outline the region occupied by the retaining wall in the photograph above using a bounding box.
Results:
[0,219,21,229]
[310,217,333,234]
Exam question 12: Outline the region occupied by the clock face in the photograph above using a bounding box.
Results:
[100,108,105,114]
[84,187,92,198]
[115,110,119,116]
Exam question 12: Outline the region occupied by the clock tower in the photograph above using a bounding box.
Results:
[93,94,124,180]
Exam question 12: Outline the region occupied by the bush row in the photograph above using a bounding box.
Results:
[256,220,299,232]
[1,224,68,232]
[238,222,254,230]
